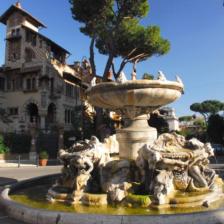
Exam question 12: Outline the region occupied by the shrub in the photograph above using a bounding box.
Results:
[0,135,9,154]
[3,133,31,153]
[39,150,49,159]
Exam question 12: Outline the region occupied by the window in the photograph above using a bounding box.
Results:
[11,29,16,36]
[16,28,20,36]
[25,30,36,46]
[64,109,68,123]
[25,48,35,62]
[12,79,15,91]
[74,86,80,105]
[0,77,5,91]
[65,109,74,124]
[8,41,21,61]
[65,83,76,98]
[26,78,31,90]
[17,77,22,90]
[32,78,36,89]
[39,38,42,48]
[9,107,18,116]
[7,78,11,90]
[26,77,36,91]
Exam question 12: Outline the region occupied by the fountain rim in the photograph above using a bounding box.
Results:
[86,80,184,95]
[1,174,224,224]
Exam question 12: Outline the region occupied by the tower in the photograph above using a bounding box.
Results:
[0,2,46,68]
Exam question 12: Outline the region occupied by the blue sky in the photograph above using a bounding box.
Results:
[0,0,224,117]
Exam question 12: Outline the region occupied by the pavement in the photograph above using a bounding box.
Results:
[0,165,62,224]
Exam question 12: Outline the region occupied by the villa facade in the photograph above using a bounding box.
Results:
[0,2,88,133]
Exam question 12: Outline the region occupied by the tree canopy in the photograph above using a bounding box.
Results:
[179,116,193,122]
[69,0,170,79]
[207,114,224,144]
[190,100,224,124]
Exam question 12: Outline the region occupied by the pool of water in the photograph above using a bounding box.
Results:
[10,184,224,215]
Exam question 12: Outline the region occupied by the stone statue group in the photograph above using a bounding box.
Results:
[47,132,220,207]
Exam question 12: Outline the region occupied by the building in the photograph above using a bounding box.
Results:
[159,107,180,131]
[0,2,87,133]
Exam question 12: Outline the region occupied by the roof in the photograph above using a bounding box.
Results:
[0,4,46,28]
[22,25,70,54]
[63,72,88,89]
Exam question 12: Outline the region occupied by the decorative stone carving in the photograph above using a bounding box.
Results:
[103,134,119,154]
[175,75,183,85]
[136,133,218,205]
[83,100,96,121]
[101,160,133,203]
[157,71,167,81]
[116,71,127,83]
[48,136,110,204]
[48,132,223,209]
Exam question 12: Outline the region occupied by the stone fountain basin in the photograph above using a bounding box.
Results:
[86,80,183,110]
[1,175,224,224]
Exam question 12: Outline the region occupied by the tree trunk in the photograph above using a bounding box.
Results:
[116,60,127,79]
[103,54,114,81]
[89,38,96,77]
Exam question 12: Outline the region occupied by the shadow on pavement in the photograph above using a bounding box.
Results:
[0,177,17,186]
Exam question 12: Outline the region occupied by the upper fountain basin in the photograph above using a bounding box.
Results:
[86,80,184,112]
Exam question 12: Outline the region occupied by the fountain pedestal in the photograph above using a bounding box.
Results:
[87,80,183,160]
[116,115,157,160]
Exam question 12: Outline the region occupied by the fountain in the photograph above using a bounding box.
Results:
[46,76,223,207]
[1,75,224,224]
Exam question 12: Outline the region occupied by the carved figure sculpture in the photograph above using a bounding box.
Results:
[157,71,167,81]
[48,132,220,208]
[55,136,110,203]
[136,133,217,205]
[83,100,96,121]
[116,71,127,83]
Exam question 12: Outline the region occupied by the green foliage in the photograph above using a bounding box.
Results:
[207,114,224,144]
[190,100,224,125]
[69,0,170,79]
[177,129,195,140]
[39,150,49,159]
[142,73,154,80]
[3,133,31,153]
[193,118,206,128]
[125,194,151,208]
[190,100,224,116]
[179,116,193,122]
[0,135,9,154]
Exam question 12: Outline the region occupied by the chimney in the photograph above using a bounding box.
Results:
[15,1,22,9]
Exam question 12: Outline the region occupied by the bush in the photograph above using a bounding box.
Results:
[39,150,49,159]
[0,135,9,154]
[3,133,31,154]
[177,129,195,140]
[142,73,154,80]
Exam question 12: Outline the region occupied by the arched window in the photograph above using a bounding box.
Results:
[25,48,35,62]
[47,103,56,124]
[26,103,39,123]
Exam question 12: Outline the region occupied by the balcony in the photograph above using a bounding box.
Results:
[6,34,22,41]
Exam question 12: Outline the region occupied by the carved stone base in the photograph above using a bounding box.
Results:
[151,178,224,210]
[47,187,108,206]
